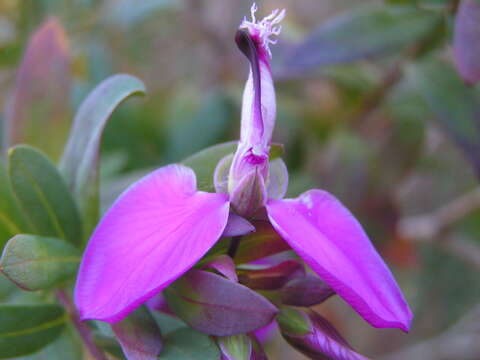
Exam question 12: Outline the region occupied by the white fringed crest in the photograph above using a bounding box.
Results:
[240,3,286,58]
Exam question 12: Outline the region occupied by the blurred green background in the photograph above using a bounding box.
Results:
[1,0,480,359]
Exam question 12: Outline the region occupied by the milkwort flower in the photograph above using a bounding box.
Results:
[75,4,413,332]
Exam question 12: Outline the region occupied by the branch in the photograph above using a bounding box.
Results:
[351,19,443,125]
[381,304,480,360]
[56,289,108,360]
[397,187,480,269]
[397,187,480,241]
[440,235,480,269]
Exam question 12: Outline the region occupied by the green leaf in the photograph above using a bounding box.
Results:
[0,304,66,359]
[60,74,146,234]
[159,328,220,360]
[166,91,233,162]
[105,0,181,28]
[0,276,16,302]
[282,5,441,72]
[94,334,125,360]
[182,141,237,192]
[0,162,28,250]
[10,326,83,360]
[8,145,83,246]
[151,312,187,335]
[386,0,417,4]
[269,143,284,160]
[419,0,449,9]
[92,322,125,359]
[0,234,80,291]
[276,307,311,336]
[408,59,480,178]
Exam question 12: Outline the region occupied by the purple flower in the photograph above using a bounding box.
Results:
[75,4,412,332]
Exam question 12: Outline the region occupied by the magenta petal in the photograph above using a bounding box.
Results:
[266,190,412,331]
[75,164,230,323]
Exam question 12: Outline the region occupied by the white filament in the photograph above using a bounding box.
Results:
[240,3,286,58]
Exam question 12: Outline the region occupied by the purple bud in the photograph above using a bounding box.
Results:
[281,274,335,307]
[238,260,305,290]
[229,167,268,218]
[277,308,370,360]
[454,0,480,85]
[228,5,285,210]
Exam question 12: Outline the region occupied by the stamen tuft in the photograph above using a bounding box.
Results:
[240,3,286,58]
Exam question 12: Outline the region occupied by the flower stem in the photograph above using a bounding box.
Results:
[55,289,108,360]
[227,236,242,258]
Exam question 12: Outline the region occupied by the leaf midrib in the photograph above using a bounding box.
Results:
[16,159,68,241]
[2,256,80,269]
[0,314,66,338]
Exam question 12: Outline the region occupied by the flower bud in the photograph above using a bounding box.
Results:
[229,167,268,218]
[219,334,252,360]
[281,274,335,307]
[238,260,305,290]
[219,334,268,360]
[277,307,370,360]
[228,5,285,210]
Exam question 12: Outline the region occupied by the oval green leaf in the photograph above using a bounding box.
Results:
[8,145,83,246]
[159,328,219,360]
[0,161,29,249]
[60,74,146,233]
[0,234,80,291]
[0,304,66,359]
[11,328,83,360]
[181,141,237,192]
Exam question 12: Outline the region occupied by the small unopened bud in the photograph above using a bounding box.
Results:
[281,274,335,307]
[218,334,268,360]
[229,168,268,218]
[238,260,305,290]
[277,307,311,336]
[278,308,370,360]
[219,334,252,360]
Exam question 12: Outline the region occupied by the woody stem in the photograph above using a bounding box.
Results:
[55,289,108,360]
[227,236,242,258]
